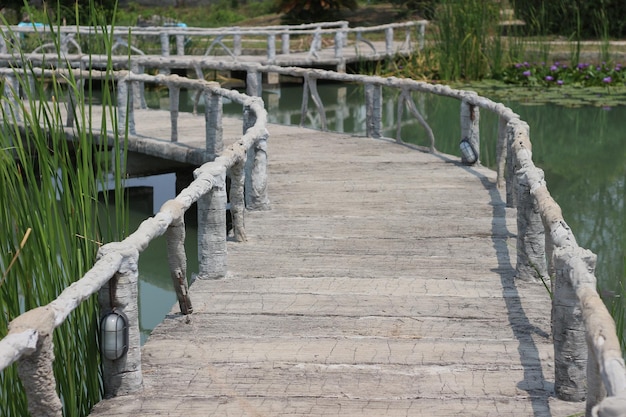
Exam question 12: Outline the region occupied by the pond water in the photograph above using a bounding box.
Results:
[132,82,625,343]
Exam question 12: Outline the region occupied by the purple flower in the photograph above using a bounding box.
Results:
[557,80,564,85]
[523,61,529,67]
[515,63,522,68]
[550,65,558,71]
[545,75,554,82]
[523,70,531,77]
[603,76,612,83]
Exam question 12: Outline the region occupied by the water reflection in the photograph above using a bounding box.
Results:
[136,82,624,340]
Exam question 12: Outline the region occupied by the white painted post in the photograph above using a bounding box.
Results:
[335,31,346,72]
[267,34,276,62]
[365,83,382,138]
[130,62,146,109]
[97,244,143,398]
[169,85,180,142]
[11,307,63,417]
[385,27,394,56]
[552,246,596,401]
[460,99,479,165]
[203,85,223,162]
[515,166,547,282]
[281,33,290,55]
[196,167,227,279]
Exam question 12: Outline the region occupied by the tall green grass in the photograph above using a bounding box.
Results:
[0,1,127,416]
[431,0,501,81]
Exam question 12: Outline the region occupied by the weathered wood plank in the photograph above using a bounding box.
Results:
[89,120,584,416]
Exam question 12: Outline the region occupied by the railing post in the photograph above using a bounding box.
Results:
[233,32,242,56]
[175,34,185,56]
[246,70,263,97]
[460,98,480,165]
[169,85,180,142]
[130,62,146,109]
[334,31,346,72]
[117,77,136,135]
[418,22,426,51]
[267,34,276,62]
[385,27,394,56]
[160,32,170,57]
[552,246,596,401]
[505,120,526,207]
[163,201,193,314]
[281,33,290,55]
[3,74,20,123]
[10,307,63,417]
[496,116,508,189]
[245,131,270,210]
[97,244,143,397]
[365,83,382,138]
[203,83,223,161]
[515,165,547,282]
[196,167,227,279]
[229,160,247,242]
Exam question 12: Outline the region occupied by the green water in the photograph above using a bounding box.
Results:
[135,83,625,340]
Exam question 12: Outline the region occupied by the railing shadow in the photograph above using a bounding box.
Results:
[435,153,555,416]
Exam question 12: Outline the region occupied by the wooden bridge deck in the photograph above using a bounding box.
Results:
[88,114,584,416]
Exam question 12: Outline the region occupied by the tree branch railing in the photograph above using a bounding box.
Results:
[0,67,269,415]
[1,55,624,416]
[0,20,427,70]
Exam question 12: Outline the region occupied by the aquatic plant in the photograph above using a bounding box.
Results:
[502,61,626,88]
[0,1,127,416]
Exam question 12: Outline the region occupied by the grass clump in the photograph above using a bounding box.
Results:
[0,1,128,416]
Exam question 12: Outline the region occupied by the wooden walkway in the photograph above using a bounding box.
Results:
[87,112,585,416]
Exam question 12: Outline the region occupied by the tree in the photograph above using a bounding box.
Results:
[276,0,358,24]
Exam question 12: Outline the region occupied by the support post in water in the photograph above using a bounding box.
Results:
[196,167,228,279]
[365,83,382,138]
[97,244,143,398]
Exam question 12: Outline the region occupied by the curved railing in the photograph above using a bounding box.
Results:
[1,35,625,417]
[0,66,269,413]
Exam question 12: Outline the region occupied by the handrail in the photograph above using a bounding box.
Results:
[1,42,625,417]
[0,66,269,413]
[0,21,427,68]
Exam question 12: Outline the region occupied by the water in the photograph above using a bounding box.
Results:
[132,83,625,342]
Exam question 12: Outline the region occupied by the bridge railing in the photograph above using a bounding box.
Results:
[102,59,626,415]
[0,67,269,414]
[0,20,427,70]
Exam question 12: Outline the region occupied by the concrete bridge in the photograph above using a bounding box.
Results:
[0,25,625,417]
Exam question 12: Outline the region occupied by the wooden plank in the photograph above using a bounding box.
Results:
[89,120,584,416]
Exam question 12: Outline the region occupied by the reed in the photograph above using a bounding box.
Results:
[0,1,127,416]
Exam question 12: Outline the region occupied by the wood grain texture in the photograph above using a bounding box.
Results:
[89,123,584,416]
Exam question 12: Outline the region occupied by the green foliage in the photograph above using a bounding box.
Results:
[502,61,626,88]
[0,2,128,416]
[431,0,501,81]
[276,0,358,24]
[388,0,439,20]
[512,0,626,39]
